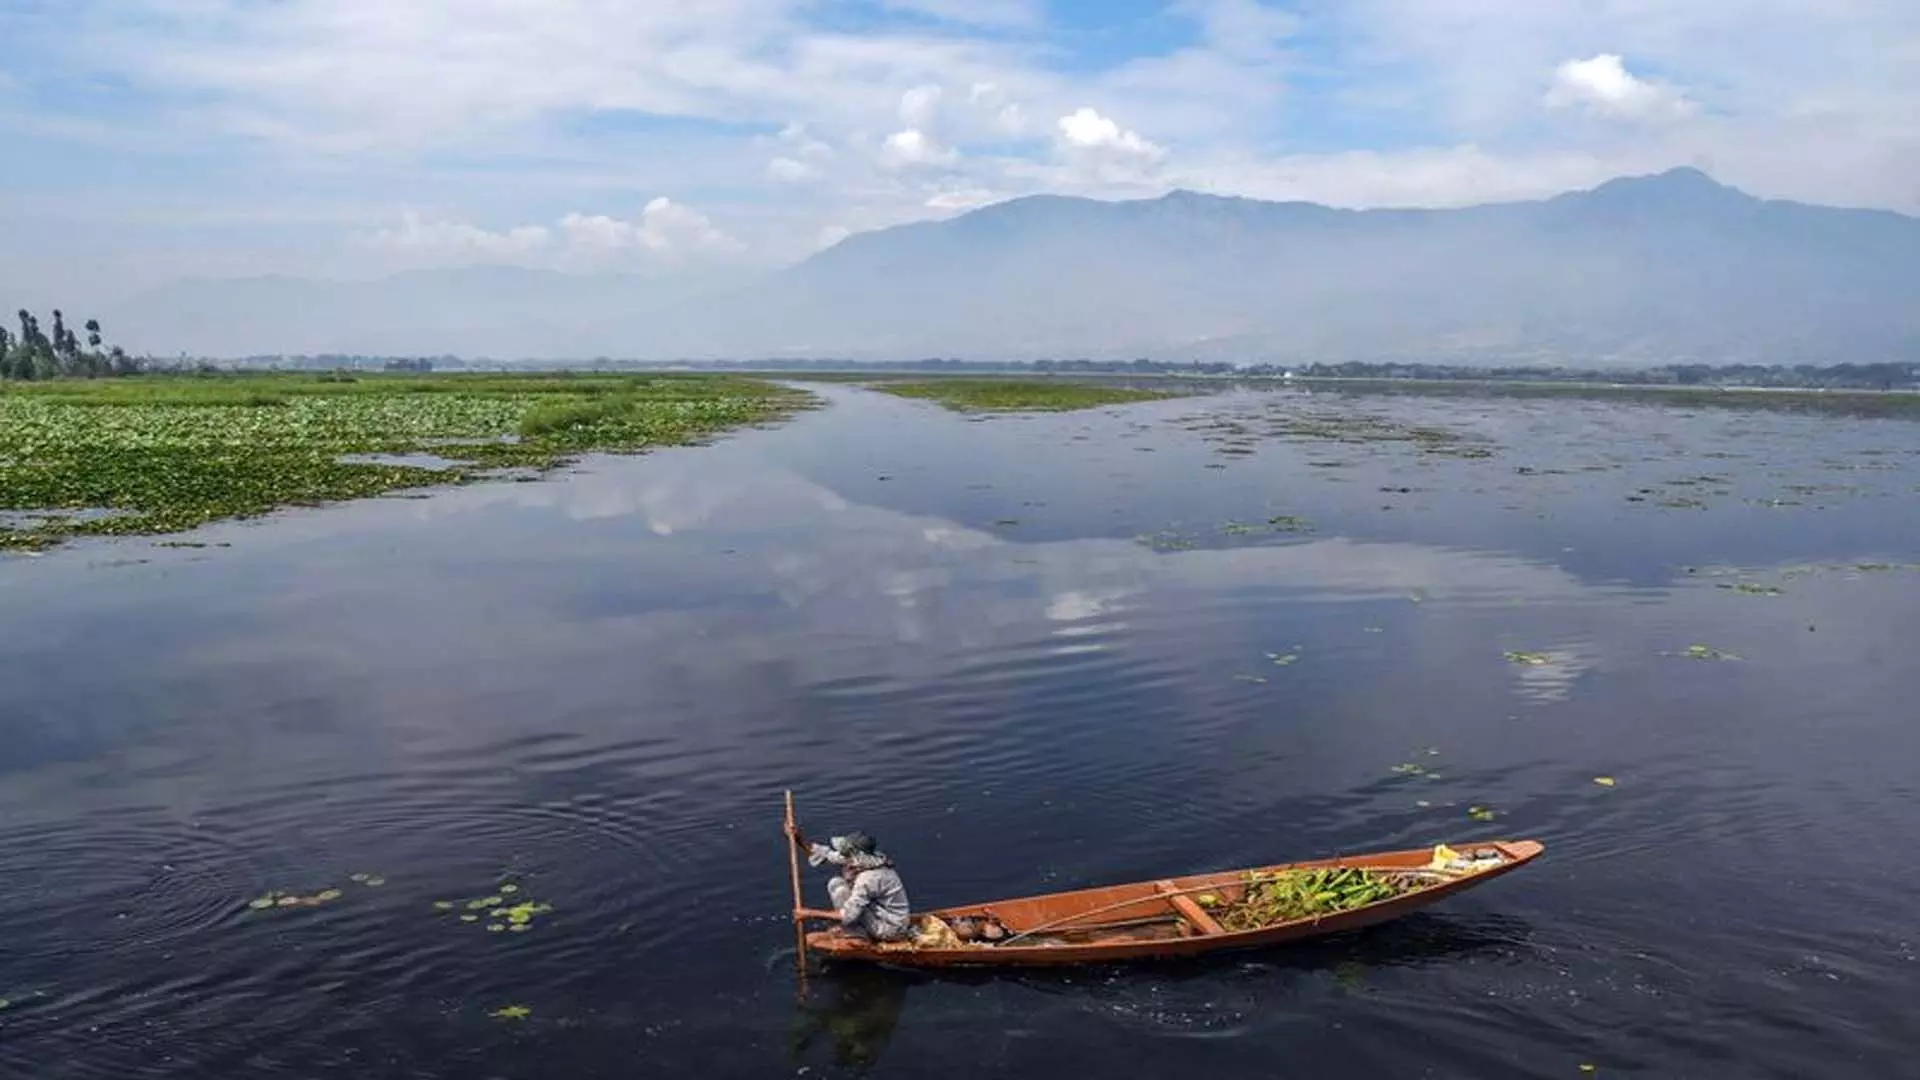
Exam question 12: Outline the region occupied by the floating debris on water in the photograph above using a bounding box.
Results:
[1671,644,1741,661]
[490,1005,533,1021]
[247,887,347,911]
[1716,582,1783,596]
[1267,651,1301,666]
[1467,806,1497,822]
[1594,776,1617,787]
[1504,651,1554,666]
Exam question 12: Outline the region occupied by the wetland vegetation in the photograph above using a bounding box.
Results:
[871,378,1179,412]
[0,372,808,550]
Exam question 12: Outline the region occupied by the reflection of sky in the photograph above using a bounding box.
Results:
[5,385,1917,834]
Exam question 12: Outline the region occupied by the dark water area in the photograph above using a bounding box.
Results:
[3,384,1918,1078]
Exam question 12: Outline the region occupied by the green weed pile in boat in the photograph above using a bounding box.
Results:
[1208,866,1416,930]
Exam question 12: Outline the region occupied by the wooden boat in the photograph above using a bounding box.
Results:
[800,838,1544,968]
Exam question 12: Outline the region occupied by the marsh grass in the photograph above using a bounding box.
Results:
[1,373,808,551]
[873,378,1178,412]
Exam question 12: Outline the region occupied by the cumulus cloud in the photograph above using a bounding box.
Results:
[814,225,852,250]
[363,197,741,269]
[1546,54,1697,121]
[560,197,743,256]
[880,128,958,169]
[1055,107,1167,180]
[365,212,551,260]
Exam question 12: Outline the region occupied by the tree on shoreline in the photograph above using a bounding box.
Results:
[1,309,137,380]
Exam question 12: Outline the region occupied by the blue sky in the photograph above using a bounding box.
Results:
[1,0,1916,306]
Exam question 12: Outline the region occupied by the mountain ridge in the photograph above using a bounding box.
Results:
[111,169,1920,364]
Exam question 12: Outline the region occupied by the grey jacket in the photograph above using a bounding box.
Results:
[810,843,912,940]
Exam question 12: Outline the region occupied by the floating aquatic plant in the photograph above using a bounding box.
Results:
[247,886,347,911]
[1504,651,1554,666]
[1716,582,1782,596]
[437,882,552,935]
[1672,644,1741,661]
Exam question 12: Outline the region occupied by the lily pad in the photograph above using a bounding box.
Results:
[490,1005,532,1021]
[499,884,520,895]
[1676,644,1741,661]
[362,875,386,888]
[433,901,456,911]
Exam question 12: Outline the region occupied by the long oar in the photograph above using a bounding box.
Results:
[783,790,808,983]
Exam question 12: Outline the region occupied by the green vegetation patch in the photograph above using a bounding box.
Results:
[873,378,1178,412]
[1,373,808,550]
[1210,866,1419,931]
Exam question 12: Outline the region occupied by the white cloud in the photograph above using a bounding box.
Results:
[814,225,852,250]
[1057,108,1161,157]
[1546,54,1696,121]
[365,197,741,270]
[880,128,958,168]
[898,84,945,130]
[1055,107,1167,180]
[365,212,551,261]
[925,188,1003,210]
[576,197,741,255]
[767,156,820,183]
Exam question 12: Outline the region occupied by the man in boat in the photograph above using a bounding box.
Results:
[789,827,911,942]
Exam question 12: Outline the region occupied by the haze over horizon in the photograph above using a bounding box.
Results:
[95,169,1920,365]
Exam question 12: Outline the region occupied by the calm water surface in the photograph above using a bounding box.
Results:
[3,385,1917,1078]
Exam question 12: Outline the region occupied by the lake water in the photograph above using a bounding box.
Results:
[3,383,1917,1078]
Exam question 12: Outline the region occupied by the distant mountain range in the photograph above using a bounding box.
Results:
[111,169,1920,366]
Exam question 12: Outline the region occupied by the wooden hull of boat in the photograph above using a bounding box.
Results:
[806,839,1543,968]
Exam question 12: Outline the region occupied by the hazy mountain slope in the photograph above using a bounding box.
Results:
[112,170,1920,364]
[645,168,1920,365]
